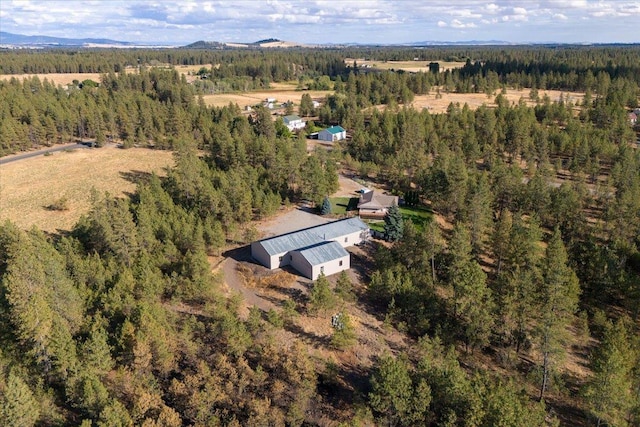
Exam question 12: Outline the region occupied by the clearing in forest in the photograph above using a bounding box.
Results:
[202,83,332,109]
[0,145,174,232]
[346,58,467,72]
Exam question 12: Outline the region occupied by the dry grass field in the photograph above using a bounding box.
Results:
[0,145,174,232]
[202,81,332,109]
[0,72,108,86]
[0,64,212,86]
[346,58,466,72]
[404,88,585,114]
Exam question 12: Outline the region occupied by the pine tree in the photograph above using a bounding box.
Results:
[369,354,431,426]
[0,371,40,427]
[423,219,444,284]
[384,204,404,242]
[308,273,336,315]
[320,196,332,215]
[583,319,636,426]
[536,228,580,401]
[299,93,314,117]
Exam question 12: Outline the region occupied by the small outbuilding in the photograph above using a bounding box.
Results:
[318,125,347,142]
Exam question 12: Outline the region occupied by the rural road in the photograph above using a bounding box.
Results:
[0,143,91,165]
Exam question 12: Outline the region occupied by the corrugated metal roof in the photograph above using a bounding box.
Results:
[284,115,302,123]
[257,217,369,256]
[324,125,345,134]
[295,241,349,266]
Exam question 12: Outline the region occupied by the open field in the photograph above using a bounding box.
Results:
[0,64,213,86]
[202,85,332,109]
[402,88,585,114]
[346,58,466,72]
[0,72,108,86]
[0,145,174,232]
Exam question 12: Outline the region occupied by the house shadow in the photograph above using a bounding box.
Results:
[222,245,253,263]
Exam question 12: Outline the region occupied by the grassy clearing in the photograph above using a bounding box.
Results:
[408,88,584,114]
[202,88,332,109]
[346,58,466,72]
[365,205,432,235]
[0,145,174,232]
[0,65,210,86]
[400,205,432,231]
[330,196,359,215]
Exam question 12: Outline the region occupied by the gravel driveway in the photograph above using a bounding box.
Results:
[259,207,332,237]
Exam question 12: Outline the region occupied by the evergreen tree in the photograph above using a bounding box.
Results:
[0,370,40,427]
[320,196,332,215]
[583,319,637,426]
[308,273,336,315]
[299,93,315,117]
[384,204,404,242]
[536,228,580,401]
[330,312,356,349]
[369,354,431,426]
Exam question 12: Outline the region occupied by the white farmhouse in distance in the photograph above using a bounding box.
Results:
[283,115,306,131]
[318,125,347,142]
[251,217,369,280]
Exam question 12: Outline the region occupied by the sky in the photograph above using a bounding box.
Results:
[1,0,639,45]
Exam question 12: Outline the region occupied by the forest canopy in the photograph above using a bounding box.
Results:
[1,45,639,426]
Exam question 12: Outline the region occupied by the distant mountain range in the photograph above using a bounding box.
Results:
[0,31,138,47]
[4,31,629,49]
[184,38,313,49]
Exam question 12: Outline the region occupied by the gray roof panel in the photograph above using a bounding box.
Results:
[257,217,369,256]
[295,241,349,266]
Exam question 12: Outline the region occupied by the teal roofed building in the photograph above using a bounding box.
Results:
[318,125,347,142]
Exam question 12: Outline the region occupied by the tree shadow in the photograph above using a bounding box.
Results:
[317,361,372,412]
[283,322,331,349]
[119,170,154,185]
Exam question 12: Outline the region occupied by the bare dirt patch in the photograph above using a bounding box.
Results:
[0,145,174,232]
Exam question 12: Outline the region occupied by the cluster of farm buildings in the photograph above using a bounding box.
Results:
[251,190,399,280]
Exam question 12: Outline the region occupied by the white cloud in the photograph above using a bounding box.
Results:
[1,0,639,44]
[513,7,527,15]
[485,3,501,13]
[450,19,477,29]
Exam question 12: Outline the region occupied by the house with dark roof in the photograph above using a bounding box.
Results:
[283,115,306,131]
[250,217,369,279]
[357,190,399,219]
[318,125,347,142]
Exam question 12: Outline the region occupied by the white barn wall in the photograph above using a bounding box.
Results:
[310,254,350,280]
[326,230,367,248]
[290,251,313,279]
[251,242,272,268]
[251,242,289,269]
